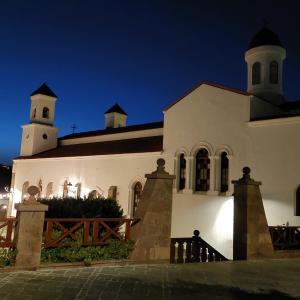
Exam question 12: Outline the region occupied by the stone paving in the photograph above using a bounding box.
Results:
[0,259,299,299]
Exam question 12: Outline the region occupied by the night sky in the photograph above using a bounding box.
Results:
[1,0,299,165]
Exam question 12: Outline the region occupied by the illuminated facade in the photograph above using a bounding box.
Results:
[10,26,300,258]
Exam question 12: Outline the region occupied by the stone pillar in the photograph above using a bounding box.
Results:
[232,167,274,260]
[130,159,176,261]
[14,186,48,269]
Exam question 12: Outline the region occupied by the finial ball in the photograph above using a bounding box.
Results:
[27,185,39,196]
[193,230,200,237]
[157,158,165,167]
[242,167,251,175]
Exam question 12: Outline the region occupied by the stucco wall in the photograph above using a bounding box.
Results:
[11,152,161,217]
[164,84,300,259]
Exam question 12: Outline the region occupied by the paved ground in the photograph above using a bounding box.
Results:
[0,259,299,300]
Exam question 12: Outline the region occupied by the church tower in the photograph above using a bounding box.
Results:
[245,25,286,105]
[104,104,127,129]
[20,83,58,156]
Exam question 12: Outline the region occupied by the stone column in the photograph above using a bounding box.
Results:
[232,167,274,260]
[130,159,176,261]
[14,186,48,269]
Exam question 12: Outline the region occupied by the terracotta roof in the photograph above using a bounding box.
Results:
[16,136,163,160]
[105,103,127,115]
[31,83,57,98]
[60,121,163,140]
[164,81,250,111]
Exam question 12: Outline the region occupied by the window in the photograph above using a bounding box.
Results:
[42,107,49,119]
[46,182,53,198]
[195,149,210,191]
[179,154,186,190]
[88,190,100,199]
[296,186,300,216]
[270,61,278,84]
[252,62,261,85]
[108,186,117,199]
[133,182,142,217]
[220,152,229,192]
[43,134,48,140]
[75,183,81,198]
[63,180,68,197]
[32,108,36,119]
[21,181,29,201]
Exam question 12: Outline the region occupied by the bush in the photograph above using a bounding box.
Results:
[39,197,123,218]
[0,248,17,267]
[40,240,135,264]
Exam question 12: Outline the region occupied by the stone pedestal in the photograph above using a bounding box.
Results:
[14,186,48,269]
[232,167,274,260]
[130,159,176,261]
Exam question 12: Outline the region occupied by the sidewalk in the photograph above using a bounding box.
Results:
[0,259,299,299]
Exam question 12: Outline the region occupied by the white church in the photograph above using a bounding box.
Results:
[9,26,300,258]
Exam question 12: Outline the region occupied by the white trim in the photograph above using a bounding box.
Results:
[249,115,300,127]
[13,151,162,163]
[190,141,214,156]
[60,128,163,145]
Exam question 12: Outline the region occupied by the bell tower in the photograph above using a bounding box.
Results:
[245,25,286,105]
[20,83,58,157]
[104,103,127,129]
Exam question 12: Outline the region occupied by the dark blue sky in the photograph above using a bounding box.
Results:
[1,0,299,165]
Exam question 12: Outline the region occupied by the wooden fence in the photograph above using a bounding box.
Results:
[0,218,16,248]
[170,230,228,263]
[44,218,132,248]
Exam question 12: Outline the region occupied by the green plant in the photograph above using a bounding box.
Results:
[40,240,135,264]
[83,257,92,266]
[0,248,17,267]
[39,196,123,219]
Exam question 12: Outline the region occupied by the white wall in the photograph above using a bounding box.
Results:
[10,152,161,217]
[164,83,300,259]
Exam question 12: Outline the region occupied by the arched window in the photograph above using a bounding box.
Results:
[220,152,229,192]
[252,62,261,85]
[296,186,300,216]
[133,182,142,217]
[195,149,210,192]
[32,108,36,119]
[21,181,29,202]
[75,183,81,198]
[63,180,68,197]
[88,190,100,199]
[270,61,278,84]
[46,182,53,198]
[38,179,42,198]
[108,186,117,199]
[42,107,49,119]
[179,154,186,190]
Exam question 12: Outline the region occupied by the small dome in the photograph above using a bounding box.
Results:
[248,26,283,50]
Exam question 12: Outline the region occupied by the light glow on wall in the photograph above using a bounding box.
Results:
[213,197,233,242]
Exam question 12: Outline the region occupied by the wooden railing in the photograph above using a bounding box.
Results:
[269,226,300,250]
[44,218,132,248]
[0,218,16,248]
[170,230,228,263]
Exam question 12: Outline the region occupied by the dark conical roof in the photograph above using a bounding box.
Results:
[31,83,57,97]
[105,103,127,115]
[248,26,283,50]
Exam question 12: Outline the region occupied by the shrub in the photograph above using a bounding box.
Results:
[0,248,17,267]
[39,197,123,218]
[40,240,135,264]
